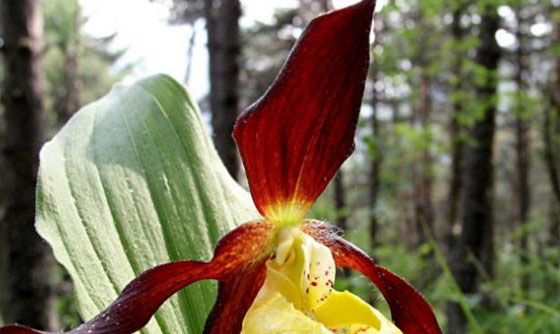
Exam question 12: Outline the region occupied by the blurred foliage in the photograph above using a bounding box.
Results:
[42,0,127,135]
[2,0,557,332]
[240,8,299,105]
[151,0,204,24]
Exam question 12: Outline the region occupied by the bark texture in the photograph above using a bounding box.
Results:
[545,20,560,208]
[369,86,381,249]
[544,92,560,207]
[447,6,465,246]
[0,0,56,329]
[446,7,501,333]
[205,0,241,179]
[514,8,531,293]
[334,172,348,232]
[369,17,382,249]
[59,5,81,124]
[413,20,434,246]
[414,70,434,246]
[545,18,560,282]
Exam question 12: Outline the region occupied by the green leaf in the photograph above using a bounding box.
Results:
[36,74,258,334]
[552,9,560,23]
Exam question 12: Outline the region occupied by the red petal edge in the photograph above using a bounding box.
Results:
[0,222,273,334]
[234,0,376,217]
[303,221,443,334]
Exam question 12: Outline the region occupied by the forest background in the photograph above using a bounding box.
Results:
[0,0,559,333]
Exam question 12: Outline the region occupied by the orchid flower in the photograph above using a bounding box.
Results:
[0,1,442,334]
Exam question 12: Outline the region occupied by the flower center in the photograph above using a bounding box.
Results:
[272,227,336,311]
[242,227,391,334]
[265,202,308,227]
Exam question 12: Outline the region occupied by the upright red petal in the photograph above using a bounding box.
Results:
[0,222,274,334]
[303,221,443,334]
[234,0,375,219]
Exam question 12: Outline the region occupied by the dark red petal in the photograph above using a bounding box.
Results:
[303,221,443,334]
[0,222,273,334]
[204,260,268,334]
[234,0,375,217]
[0,326,46,334]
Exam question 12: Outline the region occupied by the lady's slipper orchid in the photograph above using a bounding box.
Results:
[0,1,442,334]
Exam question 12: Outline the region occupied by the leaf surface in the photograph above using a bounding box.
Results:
[36,74,258,334]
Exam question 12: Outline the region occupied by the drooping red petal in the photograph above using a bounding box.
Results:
[234,0,375,218]
[0,222,273,334]
[0,327,45,334]
[204,260,268,334]
[303,221,443,334]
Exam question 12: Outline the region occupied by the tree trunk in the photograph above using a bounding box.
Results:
[545,95,560,196]
[546,199,560,296]
[446,7,501,333]
[545,16,560,291]
[56,2,81,126]
[184,27,197,85]
[544,95,560,279]
[515,99,531,293]
[369,17,382,250]
[413,30,434,246]
[205,0,241,179]
[417,73,434,245]
[59,3,81,124]
[514,8,531,293]
[369,86,381,249]
[0,0,56,329]
[545,19,560,207]
[334,171,347,232]
[544,104,560,205]
[447,6,465,247]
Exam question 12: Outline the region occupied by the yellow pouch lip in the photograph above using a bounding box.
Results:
[241,291,331,334]
[243,228,402,334]
[314,290,381,331]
